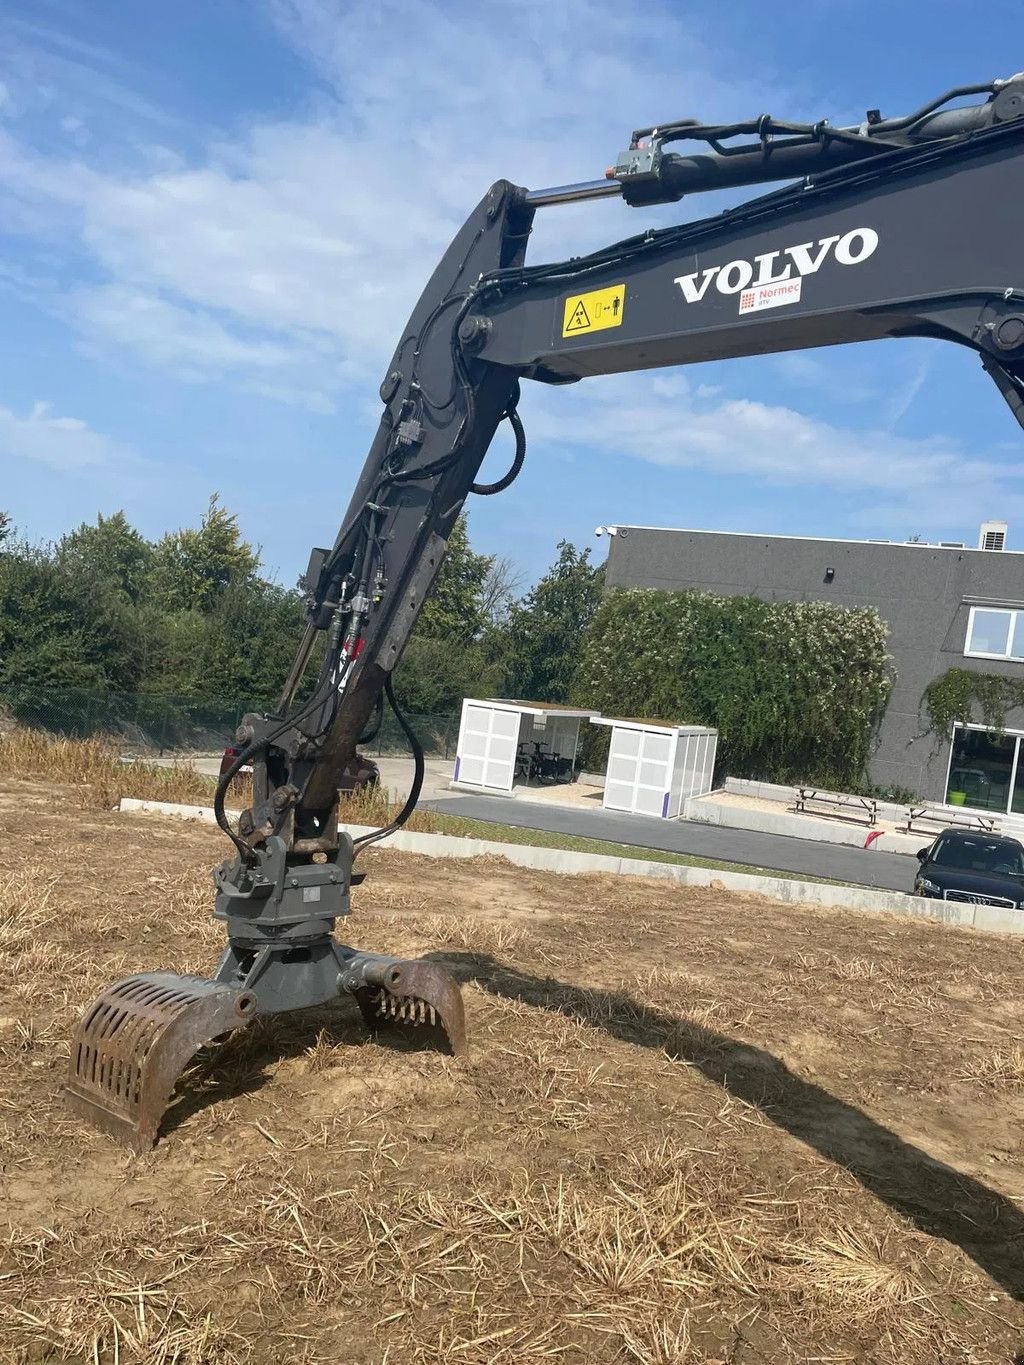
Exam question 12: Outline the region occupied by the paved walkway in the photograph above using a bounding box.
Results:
[156,753,456,803]
[424,795,914,892]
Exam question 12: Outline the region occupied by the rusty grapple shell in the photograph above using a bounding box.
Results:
[351,958,467,1058]
[65,972,256,1152]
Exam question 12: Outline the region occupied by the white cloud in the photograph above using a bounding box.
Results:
[73,286,299,370]
[60,114,88,145]
[769,350,881,405]
[71,285,336,411]
[0,399,128,472]
[0,396,211,526]
[0,16,179,128]
[883,353,931,430]
[525,372,1024,533]
[0,0,1018,548]
[0,0,808,392]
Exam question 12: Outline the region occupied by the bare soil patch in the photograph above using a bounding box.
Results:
[3,778,1024,1362]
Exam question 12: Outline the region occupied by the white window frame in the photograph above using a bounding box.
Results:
[945,721,1024,815]
[965,605,1024,662]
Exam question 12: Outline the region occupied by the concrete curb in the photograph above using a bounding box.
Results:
[117,796,1022,935]
[449,781,514,798]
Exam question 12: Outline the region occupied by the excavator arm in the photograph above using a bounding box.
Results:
[291,70,1024,839]
[67,74,1024,1149]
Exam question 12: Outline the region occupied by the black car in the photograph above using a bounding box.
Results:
[914,828,1024,910]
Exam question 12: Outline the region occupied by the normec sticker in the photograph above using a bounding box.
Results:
[739,277,802,315]
[562,284,625,338]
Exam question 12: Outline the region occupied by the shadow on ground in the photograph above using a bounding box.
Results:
[437,950,1024,1302]
[160,999,446,1138]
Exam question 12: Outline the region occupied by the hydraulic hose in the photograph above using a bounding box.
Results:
[213,671,342,862]
[470,394,526,495]
[352,674,425,857]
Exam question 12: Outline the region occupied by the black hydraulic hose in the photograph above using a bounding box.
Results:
[214,741,261,860]
[636,83,998,146]
[470,393,526,495]
[359,690,385,745]
[352,674,424,858]
[870,81,997,135]
[213,672,341,861]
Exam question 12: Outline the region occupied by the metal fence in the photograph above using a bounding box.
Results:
[367,710,460,760]
[0,688,460,759]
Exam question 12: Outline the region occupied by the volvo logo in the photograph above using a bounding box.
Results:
[673,228,880,309]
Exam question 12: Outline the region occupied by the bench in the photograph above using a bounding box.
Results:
[905,804,1000,837]
[794,788,878,827]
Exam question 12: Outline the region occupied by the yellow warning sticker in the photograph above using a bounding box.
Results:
[561,284,626,338]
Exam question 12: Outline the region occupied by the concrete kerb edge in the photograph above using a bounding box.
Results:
[684,794,922,856]
[117,796,1015,936]
[449,780,515,798]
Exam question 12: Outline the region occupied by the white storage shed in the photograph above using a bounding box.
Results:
[590,717,718,818]
[453,699,600,795]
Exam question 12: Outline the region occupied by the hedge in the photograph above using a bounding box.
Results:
[575,589,892,788]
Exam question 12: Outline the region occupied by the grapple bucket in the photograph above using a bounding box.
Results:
[351,958,467,1057]
[65,972,256,1152]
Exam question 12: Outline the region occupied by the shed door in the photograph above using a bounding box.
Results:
[455,704,521,792]
[603,727,674,816]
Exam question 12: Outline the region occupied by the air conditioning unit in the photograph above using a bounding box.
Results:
[939,541,966,548]
[979,520,1008,551]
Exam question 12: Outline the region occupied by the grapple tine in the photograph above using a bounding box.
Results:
[347,958,467,1057]
[65,972,257,1152]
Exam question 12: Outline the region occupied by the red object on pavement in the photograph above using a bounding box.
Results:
[864,829,884,849]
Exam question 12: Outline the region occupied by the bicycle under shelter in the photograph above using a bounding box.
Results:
[452,698,600,795]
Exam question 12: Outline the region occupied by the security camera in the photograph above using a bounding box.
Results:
[594,525,619,538]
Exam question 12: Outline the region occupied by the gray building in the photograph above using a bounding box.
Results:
[601,520,1024,808]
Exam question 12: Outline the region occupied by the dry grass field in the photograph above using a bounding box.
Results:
[3,774,1024,1362]
[0,728,251,810]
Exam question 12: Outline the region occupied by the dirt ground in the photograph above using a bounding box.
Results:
[3,778,1024,1363]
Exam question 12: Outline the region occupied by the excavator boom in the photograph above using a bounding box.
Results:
[68,73,1024,1148]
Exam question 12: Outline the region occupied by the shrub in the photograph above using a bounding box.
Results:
[575,589,892,787]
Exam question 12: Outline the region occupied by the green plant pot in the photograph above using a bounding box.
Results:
[948,790,967,806]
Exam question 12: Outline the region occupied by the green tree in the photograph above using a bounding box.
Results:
[56,511,154,604]
[132,605,214,697]
[393,636,503,715]
[193,579,306,703]
[479,555,522,631]
[0,539,144,692]
[501,542,604,702]
[416,514,493,643]
[394,513,504,713]
[576,589,892,787]
[0,497,521,729]
[149,494,259,612]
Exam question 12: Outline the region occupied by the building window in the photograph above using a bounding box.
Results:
[947,725,1024,814]
[947,727,1016,811]
[965,606,1024,661]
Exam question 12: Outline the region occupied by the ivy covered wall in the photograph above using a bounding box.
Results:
[575,589,892,788]
[924,667,1024,738]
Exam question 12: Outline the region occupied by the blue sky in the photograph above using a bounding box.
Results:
[3,0,1024,586]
